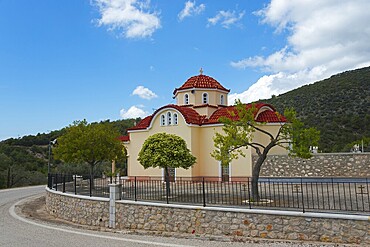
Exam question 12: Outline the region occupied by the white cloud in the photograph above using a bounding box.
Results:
[92,0,161,39]
[132,85,158,99]
[178,1,205,21]
[207,10,245,28]
[120,105,149,119]
[230,0,370,103]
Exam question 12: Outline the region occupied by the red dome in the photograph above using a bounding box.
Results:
[173,74,230,95]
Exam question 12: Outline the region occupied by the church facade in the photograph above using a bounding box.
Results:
[121,72,287,181]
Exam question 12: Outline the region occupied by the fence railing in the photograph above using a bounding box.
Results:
[48,174,369,214]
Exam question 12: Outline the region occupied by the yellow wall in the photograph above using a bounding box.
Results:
[126,108,287,180]
[198,125,252,178]
[176,90,228,107]
[127,109,194,178]
[252,124,288,155]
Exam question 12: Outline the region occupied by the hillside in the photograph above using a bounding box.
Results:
[262,66,370,152]
[0,118,138,189]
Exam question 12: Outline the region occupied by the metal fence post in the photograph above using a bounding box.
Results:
[62,174,66,193]
[301,177,305,213]
[89,176,92,197]
[48,174,51,189]
[134,177,137,201]
[74,175,77,195]
[202,177,206,207]
[247,177,252,209]
[55,174,58,191]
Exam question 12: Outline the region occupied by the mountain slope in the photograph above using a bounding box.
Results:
[0,118,138,189]
[262,66,370,152]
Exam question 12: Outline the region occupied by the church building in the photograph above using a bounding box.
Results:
[120,70,287,181]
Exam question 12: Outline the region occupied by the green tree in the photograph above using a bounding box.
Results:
[212,101,320,201]
[138,133,196,195]
[53,120,126,187]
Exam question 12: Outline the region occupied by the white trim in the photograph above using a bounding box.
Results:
[264,122,287,126]
[255,106,275,120]
[174,88,230,97]
[46,187,109,202]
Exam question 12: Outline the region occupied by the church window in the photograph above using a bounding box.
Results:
[160,114,166,126]
[184,94,189,104]
[202,93,208,104]
[173,113,178,125]
[167,112,172,125]
[220,95,224,105]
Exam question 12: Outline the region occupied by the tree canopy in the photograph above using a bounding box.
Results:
[212,101,320,201]
[53,120,126,176]
[138,132,196,170]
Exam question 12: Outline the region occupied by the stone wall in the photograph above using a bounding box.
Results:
[45,191,110,227]
[46,189,370,245]
[255,153,370,177]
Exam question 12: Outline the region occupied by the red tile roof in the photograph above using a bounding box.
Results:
[256,110,287,123]
[127,116,153,131]
[118,135,130,142]
[173,74,230,95]
[127,103,286,131]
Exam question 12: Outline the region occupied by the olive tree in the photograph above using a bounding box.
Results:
[53,120,125,187]
[212,100,320,201]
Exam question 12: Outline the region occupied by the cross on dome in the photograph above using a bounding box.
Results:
[199,67,203,75]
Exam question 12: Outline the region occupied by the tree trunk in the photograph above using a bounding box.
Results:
[164,167,171,196]
[89,164,95,189]
[251,154,265,201]
[250,142,276,202]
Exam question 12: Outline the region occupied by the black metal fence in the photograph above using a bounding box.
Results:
[48,174,369,214]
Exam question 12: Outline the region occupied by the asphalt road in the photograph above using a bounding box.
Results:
[0,185,340,247]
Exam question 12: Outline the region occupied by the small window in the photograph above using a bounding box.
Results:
[202,93,208,104]
[167,112,172,125]
[184,94,189,105]
[220,95,224,105]
[173,113,178,125]
[161,114,166,126]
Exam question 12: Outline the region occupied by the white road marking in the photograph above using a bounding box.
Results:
[9,196,195,247]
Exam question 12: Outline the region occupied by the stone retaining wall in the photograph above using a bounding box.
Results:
[45,191,109,227]
[46,189,370,245]
[255,153,370,177]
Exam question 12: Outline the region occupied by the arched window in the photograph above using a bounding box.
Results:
[161,114,166,126]
[220,95,224,105]
[202,93,208,104]
[167,112,172,125]
[184,94,189,105]
[173,113,178,125]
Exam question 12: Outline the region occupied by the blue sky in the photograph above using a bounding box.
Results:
[1,0,369,140]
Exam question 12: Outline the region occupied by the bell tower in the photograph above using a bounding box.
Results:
[173,70,230,117]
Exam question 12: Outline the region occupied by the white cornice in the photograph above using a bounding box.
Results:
[174,88,229,97]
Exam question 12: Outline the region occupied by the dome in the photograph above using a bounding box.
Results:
[173,74,230,95]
